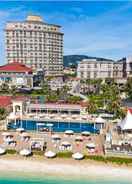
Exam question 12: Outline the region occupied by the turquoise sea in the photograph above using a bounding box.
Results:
[0,171,131,184]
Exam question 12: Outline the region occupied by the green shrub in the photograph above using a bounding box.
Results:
[85,155,132,165]
[6,149,17,154]
[57,152,73,158]
[85,155,106,162]
[32,150,44,156]
[106,156,132,165]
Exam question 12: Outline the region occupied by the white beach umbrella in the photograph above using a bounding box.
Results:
[75,136,83,141]
[37,123,46,126]
[65,130,74,135]
[66,117,72,121]
[46,123,53,127]
[2,132,13,137]
[86,143,96,149]
[19,149,31,156]
[72,152,84,160]
[55,116,61,120]
[71,115,78,119]
[0,147,6,155]
[45,116,50,119]
[61,141,71,146]
[28,113,34,117]
[44,151,56,158]
[39,114,45,118]
[52,134,61,140]
[61,114,67,118]
[95,116,106,123]
[49,114,55,118]
[81,131,90,136]
[34,115,39,119]
[16,128,25,132]
[81,115,88,120]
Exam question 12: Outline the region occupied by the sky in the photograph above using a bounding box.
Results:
[1,1,132,64]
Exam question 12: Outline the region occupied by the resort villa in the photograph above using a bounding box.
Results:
[0,62,33,88]
[0,62,44,88]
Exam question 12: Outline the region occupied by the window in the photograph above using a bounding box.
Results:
[94,63,97,68]
[108,71,111,77]
[80,72,83,78]
[87,72,90,78]
[94,72,97,78]
[7,40,10,44]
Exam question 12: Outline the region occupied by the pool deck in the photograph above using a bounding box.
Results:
[9,113,99,124]
[0,131,104,155]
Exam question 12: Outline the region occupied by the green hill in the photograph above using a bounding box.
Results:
[63,55,113,67]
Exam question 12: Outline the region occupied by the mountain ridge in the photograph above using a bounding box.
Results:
[63,55,114,67]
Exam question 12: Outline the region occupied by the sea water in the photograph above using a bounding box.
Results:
[0,171,131,184]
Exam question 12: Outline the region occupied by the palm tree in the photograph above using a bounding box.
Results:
[86,99,97,114]
[0,108,7,120]
[46,92,59,103]
[0,83,9,93]
[67,96,81,104]
[42,81,50,95]
[125,77,132,99]
[59,85,70,100]
[10,85,17,97]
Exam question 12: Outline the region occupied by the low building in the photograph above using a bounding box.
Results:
[113,62,123,78]
[77,59,123,79]
[123,56,132,78]
[0,62,33,88]
[26,103,85,114]
[0,62,44,88]
[63,67,76,75]
[47,77,64,91]
[65,77,80,93]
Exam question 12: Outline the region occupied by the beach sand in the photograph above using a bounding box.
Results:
[0,155,132,180]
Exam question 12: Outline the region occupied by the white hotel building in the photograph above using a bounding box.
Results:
[5,15,63,77]
[77,59,123,79]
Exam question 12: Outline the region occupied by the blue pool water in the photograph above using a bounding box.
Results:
[8,119,99,133]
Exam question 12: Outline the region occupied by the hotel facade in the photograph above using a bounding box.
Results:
[5,15,63,77]
[77,59,123,79]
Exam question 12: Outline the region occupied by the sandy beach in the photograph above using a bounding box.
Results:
[0,156,132,180]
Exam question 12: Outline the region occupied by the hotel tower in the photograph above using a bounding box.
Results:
[5,15,64,76]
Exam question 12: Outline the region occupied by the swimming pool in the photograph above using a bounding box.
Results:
[8,119,99,133]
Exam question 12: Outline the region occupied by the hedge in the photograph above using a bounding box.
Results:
[57,152,73,158]
[3,149,132,165]
[6,149,17,154]
[85,155,132,165]
[32,150,44,156]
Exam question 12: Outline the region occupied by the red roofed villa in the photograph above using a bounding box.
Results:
[0,62,32,74]
[0,62,33,88]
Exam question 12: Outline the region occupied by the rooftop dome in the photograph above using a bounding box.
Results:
[26,15,43,22]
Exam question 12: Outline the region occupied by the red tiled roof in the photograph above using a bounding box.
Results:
[0,96,12,107]
[0,62,32,73]
[0,96,28,108]
[128,108,132,113]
